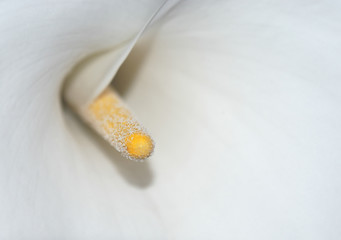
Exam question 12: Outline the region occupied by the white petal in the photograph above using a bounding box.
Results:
[1,0,341,239]
[114,0,341,239]
[64,0,167,107]
[0,0,167,238]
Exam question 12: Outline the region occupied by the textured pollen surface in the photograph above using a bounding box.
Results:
[125,133,154,159]
[79,87,154,161]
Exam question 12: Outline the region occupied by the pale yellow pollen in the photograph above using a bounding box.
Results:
[79,87,154,161]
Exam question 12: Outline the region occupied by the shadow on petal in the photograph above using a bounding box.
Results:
[112,31,156,97]
[94,134,155,189]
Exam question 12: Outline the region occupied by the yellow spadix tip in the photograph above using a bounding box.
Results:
[78,87,154,161]
[125,133,154,160]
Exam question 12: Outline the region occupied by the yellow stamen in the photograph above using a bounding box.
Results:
[79,87,154,161]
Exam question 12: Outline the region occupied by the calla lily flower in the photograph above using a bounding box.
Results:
[1,0,341,239]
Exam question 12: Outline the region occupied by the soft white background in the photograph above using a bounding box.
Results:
[1,0,340,239]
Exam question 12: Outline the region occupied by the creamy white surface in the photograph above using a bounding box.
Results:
[1,0,341,239]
